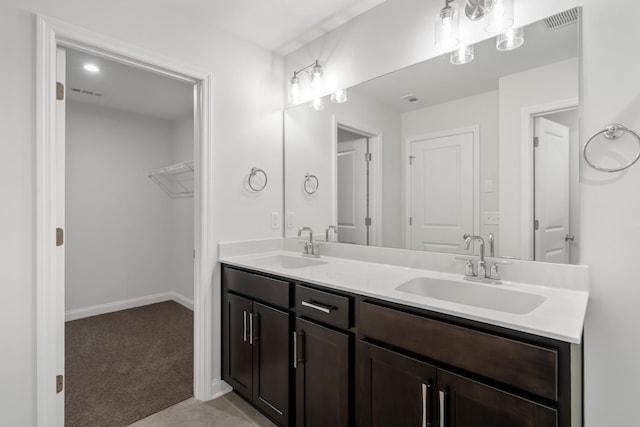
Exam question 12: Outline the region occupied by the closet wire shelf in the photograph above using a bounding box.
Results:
[148,160,194,198]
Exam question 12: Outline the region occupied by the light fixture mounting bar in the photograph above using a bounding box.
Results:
[292,60,321,77]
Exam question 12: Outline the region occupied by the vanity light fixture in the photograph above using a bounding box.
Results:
[331,88,348,104]
[496,26,524,51]
[287,60,325,105]
[485,0,514,33]
[83,63,100,73]
[450,44,475,64]
[435,0,460,50]
[311,96,325,111]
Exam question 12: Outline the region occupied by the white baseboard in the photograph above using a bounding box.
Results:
[65,291,194,321]
[207,379,233,401]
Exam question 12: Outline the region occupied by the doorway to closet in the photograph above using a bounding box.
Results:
[62,46,195,426]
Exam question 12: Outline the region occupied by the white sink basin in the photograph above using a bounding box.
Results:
[249,254,328,269]
[396,277,546,314]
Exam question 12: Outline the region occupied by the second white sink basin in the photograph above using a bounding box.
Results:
[249,254,328,269]
[396,277,546,314]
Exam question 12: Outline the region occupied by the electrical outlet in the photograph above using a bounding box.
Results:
[484,211,500,225]
[271,212,280,229]
[287,212,295,228]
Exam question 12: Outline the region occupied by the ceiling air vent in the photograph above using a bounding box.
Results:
[544,7,579,30]
[401,94,420,103]
[71,87,103,97]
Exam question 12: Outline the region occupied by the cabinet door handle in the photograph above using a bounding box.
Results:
[243,310,247,342]
[422,384,431,427]
[293,331,297,369]
[439,390,446,427]
[249,313,254,345]
[301,300,333,314]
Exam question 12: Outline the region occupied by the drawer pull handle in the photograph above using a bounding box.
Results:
[439,390,446,427]
[249,313,254,345]
[293,331,297,369]
[301,300,333,314]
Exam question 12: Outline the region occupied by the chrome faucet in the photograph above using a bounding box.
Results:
[463,234,486,277]
[298,227,320,258]
[325,225,337,242]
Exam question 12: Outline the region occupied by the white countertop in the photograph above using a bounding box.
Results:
[219,250,588,344]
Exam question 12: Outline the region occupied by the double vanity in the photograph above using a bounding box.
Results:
[219,239,588,427]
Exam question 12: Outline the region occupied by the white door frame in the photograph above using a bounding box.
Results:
[331,116,382,246]
[36,15,217,427]
[404,126,480,250]
[519,98,578,260]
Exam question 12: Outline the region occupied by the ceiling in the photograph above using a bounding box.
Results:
[66,49,193,120]
[181,0,388,55]
[351,19,578,112]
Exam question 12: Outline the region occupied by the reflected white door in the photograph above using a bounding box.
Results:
[534,117,570,263]
[409,131,474,253]
[337,138,368,244]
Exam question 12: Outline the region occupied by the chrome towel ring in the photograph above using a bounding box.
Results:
[248,167,268,191]
[303,173,319,195]
[583,123,640,172]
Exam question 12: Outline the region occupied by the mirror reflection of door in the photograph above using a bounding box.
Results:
[533,111,579,264]
[337,127,371,245]
[408,129,476,254]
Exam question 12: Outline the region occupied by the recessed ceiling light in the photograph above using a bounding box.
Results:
[83,64,100,73]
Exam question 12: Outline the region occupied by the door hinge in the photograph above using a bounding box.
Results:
[409,155,416,165]
[365,152,372,162]
[365,217,372,227]
[56,228,64,246]
[56,375,64,393]
[56,82,64,101]
[533,136,539,148]
[409,217,413,226]
[534,219,539,230]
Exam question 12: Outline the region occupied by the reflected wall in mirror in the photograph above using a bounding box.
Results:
[284,9,580,264]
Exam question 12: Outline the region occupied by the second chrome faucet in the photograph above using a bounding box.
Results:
[462,234,503,284]
[298,227,320,258]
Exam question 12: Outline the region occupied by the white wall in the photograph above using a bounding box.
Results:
[0,0,282,424]
[66,101,175,310]
[169,114,194,300]
[285,0,640,425]
[401,91,500,252]
[498,58,579,258]
[284,89,402,247]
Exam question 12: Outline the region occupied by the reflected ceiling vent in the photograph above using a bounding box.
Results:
[70,87,103,97]
[401,94,420,103]
[544,8,578,30]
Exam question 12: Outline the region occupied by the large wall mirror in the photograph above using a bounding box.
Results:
[284,9,580,264]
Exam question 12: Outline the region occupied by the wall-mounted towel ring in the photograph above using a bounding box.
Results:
[248,167,268,191]
[583,123,640,172]
[303,173,319,195]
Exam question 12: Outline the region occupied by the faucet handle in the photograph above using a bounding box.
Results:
[488,264,501,280]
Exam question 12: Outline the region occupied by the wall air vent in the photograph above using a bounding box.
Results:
[544,8,579,30]
[401,94,420,103]
[70,87,103,97]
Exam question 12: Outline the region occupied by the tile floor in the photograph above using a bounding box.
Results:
[129,392,276,427]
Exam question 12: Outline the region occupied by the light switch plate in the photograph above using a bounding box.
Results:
[287,212,295,228]
[271,212,280,229]
[484,179,494,193]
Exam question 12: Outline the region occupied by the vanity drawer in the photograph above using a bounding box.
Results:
[359,301,558,401]
[295,285,351,330]
[223,266,291,309]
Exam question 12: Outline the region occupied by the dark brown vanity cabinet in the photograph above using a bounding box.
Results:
[294,284,353,427]
[222,267,292,426]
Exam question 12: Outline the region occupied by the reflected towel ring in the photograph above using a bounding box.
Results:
[248,167,268,191]
[303,173,319,195]
[583,123,640,172]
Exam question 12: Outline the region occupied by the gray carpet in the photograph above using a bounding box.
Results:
[65,301,193,426]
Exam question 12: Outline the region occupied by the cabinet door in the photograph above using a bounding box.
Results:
[296,318,350,427]
[252,302,291,426]
[438,369,557,427]
[358,341,437,427]
[223,293,253,399]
